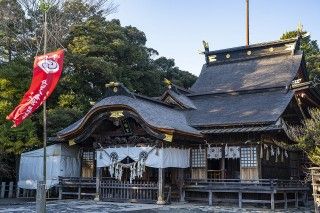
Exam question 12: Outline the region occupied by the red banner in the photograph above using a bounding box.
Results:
[6,49,64,127]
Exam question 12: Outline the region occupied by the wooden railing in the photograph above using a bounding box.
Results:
[183,178,309,210]
[58,176,96,199]
[207,170,226,179]
[310,167,320,213]
[185,178,307,190]
[100,179,159,203]
[58,177,171,203]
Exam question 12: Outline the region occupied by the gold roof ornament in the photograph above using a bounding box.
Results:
[163,133,173,142]
[105,81,120,93]
[105,82,120,88]
[110,110,124,118]
[208,55,217,62]
[164,78,172,89]
[69,139,76,146]
[202,40,209,52]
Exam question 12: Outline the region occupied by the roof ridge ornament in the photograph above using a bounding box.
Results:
[163,78,172,89]
[202,40,209,53]
[297,21,303,35]
[105,81,136,99]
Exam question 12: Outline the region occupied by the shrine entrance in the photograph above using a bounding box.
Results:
[96,146,190,203]
[206,146,241,179]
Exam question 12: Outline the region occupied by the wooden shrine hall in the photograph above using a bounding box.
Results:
[18,37,320,209]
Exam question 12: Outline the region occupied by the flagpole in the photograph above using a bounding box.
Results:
[43,1,48,201]
[37,1,48,212]
[246,0,249,46]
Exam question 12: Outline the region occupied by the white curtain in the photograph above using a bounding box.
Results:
[97,147,190,168]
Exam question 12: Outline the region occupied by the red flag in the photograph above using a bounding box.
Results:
[6,49,64,127]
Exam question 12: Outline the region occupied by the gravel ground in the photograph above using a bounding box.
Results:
[0,199,314,213]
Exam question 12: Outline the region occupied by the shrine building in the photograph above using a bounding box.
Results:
[18,36,320,209]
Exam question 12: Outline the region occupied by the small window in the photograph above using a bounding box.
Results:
[240,147,257,168]
[191,149,206,167]
[83,151,94,161]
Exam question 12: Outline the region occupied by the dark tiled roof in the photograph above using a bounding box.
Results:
[58,95,201,137]
[200,125,282,134]
[57,38,305,138]
[164,90,197,109]
[186,89,294,127]
[191,54,302,94]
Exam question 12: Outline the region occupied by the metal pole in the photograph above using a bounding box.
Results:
[246,0,249,46]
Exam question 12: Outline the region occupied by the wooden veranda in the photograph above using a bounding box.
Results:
[57,176,309,210]
[183,178,309,210]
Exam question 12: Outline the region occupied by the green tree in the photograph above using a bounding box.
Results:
[154,57,197,89]
[0,0,197,152]
[0,58,40,155]
[289,109,320,166]
[0,0,31,62]
[281,30,320,79]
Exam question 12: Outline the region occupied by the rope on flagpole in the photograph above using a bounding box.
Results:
[47,29,67,51]
[35,31,44,58]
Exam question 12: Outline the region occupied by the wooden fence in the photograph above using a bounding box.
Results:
[58,177,96,199]
[310,167,320,213]
[0,182,35,199]
[100,179,159,203]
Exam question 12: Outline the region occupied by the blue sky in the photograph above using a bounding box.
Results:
[108,0,320,76]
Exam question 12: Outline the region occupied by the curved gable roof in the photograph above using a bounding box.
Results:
[58,95,201,138]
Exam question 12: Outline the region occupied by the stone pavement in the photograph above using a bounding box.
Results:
[0,199,314,212]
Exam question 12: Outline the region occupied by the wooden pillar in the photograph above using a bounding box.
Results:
[284,192,287,209]
[157,168,165,205]
[8,182,13,198]
[239,192,242,208]
[16,186,20,198]
[303,191,308,207]
[295,192,299,208]
[1,182,5,198]
[221,150,226,179]
[178,168,185,202]
[271,192,275,210]
[208,191,213,206]
[94,167,101,201]
[58,186,62,200]
[78,185,81,199]
[22,189,27,198]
